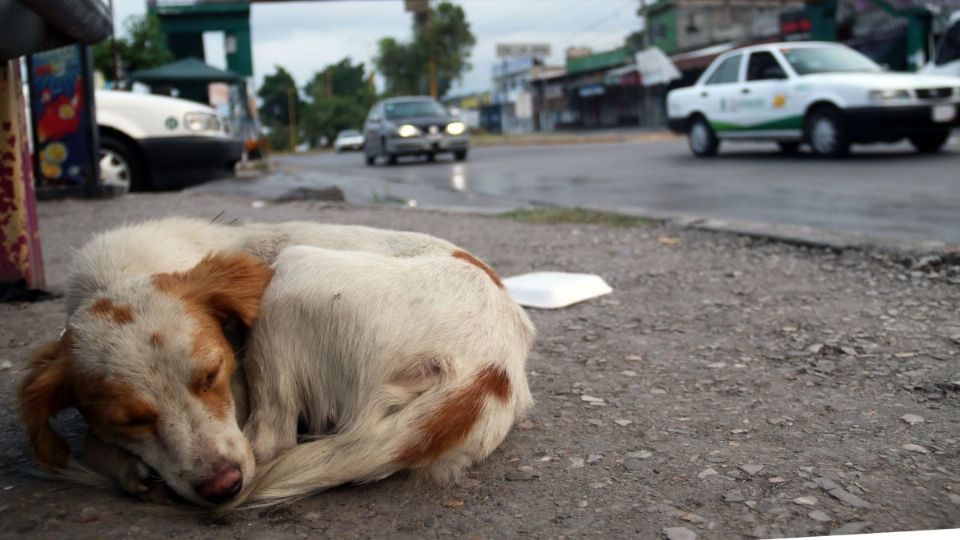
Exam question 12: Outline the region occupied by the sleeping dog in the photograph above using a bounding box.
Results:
[19,218,534,506]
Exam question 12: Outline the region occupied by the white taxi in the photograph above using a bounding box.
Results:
[667,42,960,157]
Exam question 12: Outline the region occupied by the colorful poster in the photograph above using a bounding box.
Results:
[27,46,97,188]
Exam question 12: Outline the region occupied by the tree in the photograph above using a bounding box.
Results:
[257,66,301,150]
[374,1,476,98]
[93,14,173,83]
[301,58,375,147]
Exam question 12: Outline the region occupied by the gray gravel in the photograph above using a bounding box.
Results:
[1,192,959,539]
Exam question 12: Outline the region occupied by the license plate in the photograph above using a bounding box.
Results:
[932,105,956,123]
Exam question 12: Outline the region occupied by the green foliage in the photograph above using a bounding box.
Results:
[301,59,375,147]
[624,30,647,53]
[374,1,476,98]
[93,14,173,83]
[257,66,300,127]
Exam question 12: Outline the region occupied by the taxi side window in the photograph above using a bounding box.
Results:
[747,52,788,81]
[705,55,742,85]
[935,23,960,65]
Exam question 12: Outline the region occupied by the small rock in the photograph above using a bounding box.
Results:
[902,443,928,454]
[899,414,924,425]
[304,512,321,521]
[623,459,646,471]
[614,419,633,427]
[793,496,817,506]
[0,360,12,370]
[697,468,718,479]
[580,395,605,403]
[707,362,726,369]
[621,370,638,377]
[740,463,764,476]
[808,510,832,522]
[813,477,840,491]
[678,511,705,524]
[840,346,858,356]
[517,420,535,430]
[724,490,746,503]
[730,428,749,434]
[442,498,464,508]
[826,487,872,509]
[505,469,539,481]
[831,522,872,535]
[807,343,824,354]
[768,476,786,484]
[894,352,917,358]
[627,450,653,459]
[947,493,960,505]
[658,236,681,246]
[625,355,644,362]
[587,419,605,426]
[650,388,667,395]
[569,457,585,469]
[586,454,603,464]
[663,526,696,540]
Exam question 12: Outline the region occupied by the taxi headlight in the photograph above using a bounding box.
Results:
[867,89,911,102]
[445,121,466,136]
[184,112,221,133]
[396,124,420,138]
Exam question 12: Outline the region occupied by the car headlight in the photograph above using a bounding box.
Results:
[445,121,466,136]
[184,112,221,132]
[867,89,911,102]
[396,124,420,138]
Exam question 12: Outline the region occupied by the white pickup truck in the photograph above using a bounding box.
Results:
[96,90,243,192]
[667,42,960,157]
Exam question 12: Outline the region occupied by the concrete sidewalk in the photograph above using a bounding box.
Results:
[1,193,958,539]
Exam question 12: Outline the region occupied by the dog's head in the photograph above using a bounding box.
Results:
[19,252,273,506]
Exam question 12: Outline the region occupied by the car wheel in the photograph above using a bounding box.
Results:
[909,130,951,153]
[387,153,398,165]
[99,135,143,193]
[426,152,436,162]
[688,116,719,157]
[365,153,375,166]
[777,141,801,155]
[454,150,468,161]
[806,107,850,158]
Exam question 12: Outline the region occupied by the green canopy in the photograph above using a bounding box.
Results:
[130,57,243,84]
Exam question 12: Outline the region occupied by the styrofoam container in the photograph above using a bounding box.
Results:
[503,272,613,309]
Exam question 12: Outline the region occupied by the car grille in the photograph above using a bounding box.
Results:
[415,123,448,134]
[916,87,953,100]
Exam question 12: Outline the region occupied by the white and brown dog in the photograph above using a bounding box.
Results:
[19,218,534,506]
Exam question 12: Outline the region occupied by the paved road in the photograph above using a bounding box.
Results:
[196,136,960,245]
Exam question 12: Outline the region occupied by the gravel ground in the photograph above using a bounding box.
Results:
[1,193,958,539]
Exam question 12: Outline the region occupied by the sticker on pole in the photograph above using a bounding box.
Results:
[503,272,613,309]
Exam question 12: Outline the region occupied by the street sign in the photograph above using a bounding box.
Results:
[496,43,551,59]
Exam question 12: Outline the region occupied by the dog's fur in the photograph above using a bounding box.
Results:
[19,218,534,506]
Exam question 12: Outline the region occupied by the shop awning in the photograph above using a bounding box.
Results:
[634,47,681,87]
[130,57,243,84]
[670,42,736,72]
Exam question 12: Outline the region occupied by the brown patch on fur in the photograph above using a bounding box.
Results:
[397,366,511,465]
[72,375,159,438]
[152,253,269,421]
[90,298,135,325]
[452,250,503,288]
[149,332,165,348]
[18,331,76,468]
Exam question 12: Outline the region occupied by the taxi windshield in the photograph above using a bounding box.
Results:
[779,46,882,75]
[385,100,448,119]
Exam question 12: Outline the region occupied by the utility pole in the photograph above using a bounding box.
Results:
[287,88,296,151]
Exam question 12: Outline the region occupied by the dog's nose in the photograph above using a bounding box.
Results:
[194,463,243,504]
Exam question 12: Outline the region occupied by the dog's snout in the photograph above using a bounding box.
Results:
[194,463,242,504]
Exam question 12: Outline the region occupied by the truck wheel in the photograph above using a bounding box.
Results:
[688,116,719,157]
[454,150,468,161]
[99,135,144,192]
[909,130,951,153]
[806,108,850,158]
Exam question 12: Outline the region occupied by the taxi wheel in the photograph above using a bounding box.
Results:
[909,130,951,153]
[688,116,719,157]
[806,108,850,158]
[99,135,145,193]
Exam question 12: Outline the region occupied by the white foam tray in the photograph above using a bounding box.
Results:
[503,272,613,309]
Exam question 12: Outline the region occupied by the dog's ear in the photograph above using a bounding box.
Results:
[19,331,75,469]
[154,253,274,326]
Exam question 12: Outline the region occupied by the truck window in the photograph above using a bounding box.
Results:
[705,55,742,85]
[935,22,960,65]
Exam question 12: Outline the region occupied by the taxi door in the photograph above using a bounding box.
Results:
[698,53,746,133]
[736,51,801,136]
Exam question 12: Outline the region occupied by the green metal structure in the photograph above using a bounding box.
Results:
[806,0,934,71]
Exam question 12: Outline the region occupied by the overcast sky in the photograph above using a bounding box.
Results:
[112,0,642,96]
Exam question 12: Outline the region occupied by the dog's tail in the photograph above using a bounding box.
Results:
[232,364,526,508]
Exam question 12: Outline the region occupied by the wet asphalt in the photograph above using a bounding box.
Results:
[193,135,960,245]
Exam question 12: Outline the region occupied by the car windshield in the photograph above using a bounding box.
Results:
[384,100,447,119]
[339,130,360,137]
[779,46,882,75]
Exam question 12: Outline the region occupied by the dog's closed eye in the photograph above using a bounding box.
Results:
[195,358,224,392]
